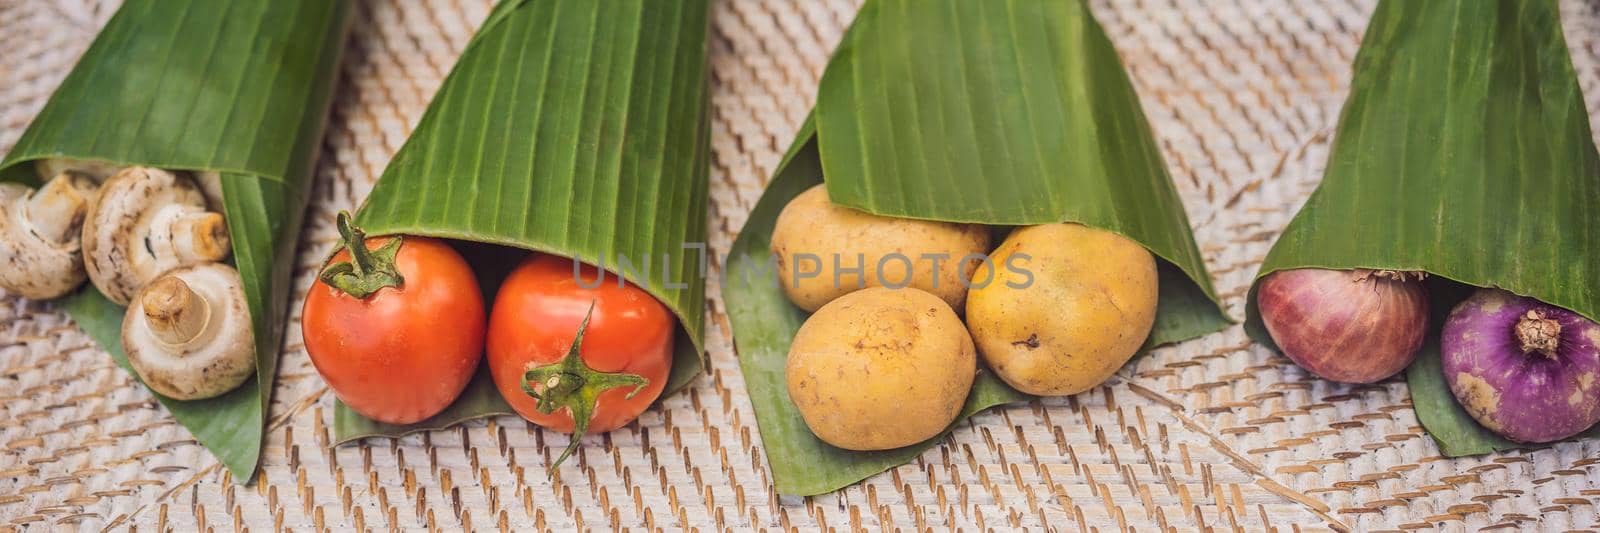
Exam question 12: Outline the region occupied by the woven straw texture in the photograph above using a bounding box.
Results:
[3,0,1600,530]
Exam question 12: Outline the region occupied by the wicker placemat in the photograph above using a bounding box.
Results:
[3,0,1600,530]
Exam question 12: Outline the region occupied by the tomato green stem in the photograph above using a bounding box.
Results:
[521,303,649,474]
[318,211,404,299]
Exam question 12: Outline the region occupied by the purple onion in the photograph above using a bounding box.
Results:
[1442,289,1600,443]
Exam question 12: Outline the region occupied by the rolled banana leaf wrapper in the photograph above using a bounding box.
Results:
[331,0,710,441]
[1244,0,1600,456]
[0,0,352,480]
[724,0,1230,496]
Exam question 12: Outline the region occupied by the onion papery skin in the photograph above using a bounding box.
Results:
[1442,289,1600,443]
[1257,268,1429,383]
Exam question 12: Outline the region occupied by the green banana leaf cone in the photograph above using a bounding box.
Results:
[0,0,353,481]
[724,0,1230,497]
[1243,0,1600,456]
[330,0,712,445]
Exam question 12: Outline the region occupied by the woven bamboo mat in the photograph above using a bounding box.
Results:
[3,0,1600,530]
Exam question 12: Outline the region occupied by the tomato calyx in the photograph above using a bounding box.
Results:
[521,303,649,473]
[318,211,405,299]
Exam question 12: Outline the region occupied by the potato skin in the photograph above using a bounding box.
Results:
[965,223,1158,396]
[785,287,976,450]
[770,185,990,312]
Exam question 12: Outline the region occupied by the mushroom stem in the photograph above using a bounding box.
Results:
[26,174,94,244]
[157,207,232,264]
[141,275,211,346]
[1515,310,1561,360]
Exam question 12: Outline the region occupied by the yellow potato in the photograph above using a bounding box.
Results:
[785,287,975,450]
[769,185,990,312]
[966,223,1158,396]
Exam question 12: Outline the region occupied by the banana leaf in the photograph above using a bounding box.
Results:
[1244,0,1600,456]
[724,0,1230,496]
[332,0,711,442]
[0,0,352,481]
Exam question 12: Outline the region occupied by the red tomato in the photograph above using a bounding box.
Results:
[302,213,484,425]
[487,254,674,454]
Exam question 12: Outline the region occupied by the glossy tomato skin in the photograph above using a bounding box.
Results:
[488,254,674,434]
[302,236,484,425]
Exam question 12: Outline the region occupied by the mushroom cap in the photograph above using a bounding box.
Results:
[193,171,225,211]
[35,158,121,183]
[0,176,96,299]
[122,262,255,400]
[83,167,231,305]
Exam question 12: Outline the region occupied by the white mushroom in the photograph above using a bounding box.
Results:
[193,171,225,211]
[0,172,99,299]
[122,262,254,400]
[83,167,232,305]
[35,158,121,183]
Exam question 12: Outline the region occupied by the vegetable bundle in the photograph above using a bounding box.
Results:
[0,0,351,481]
[1245,0,1600,455]
[327,0,711,449]
[724,0,1229,496]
